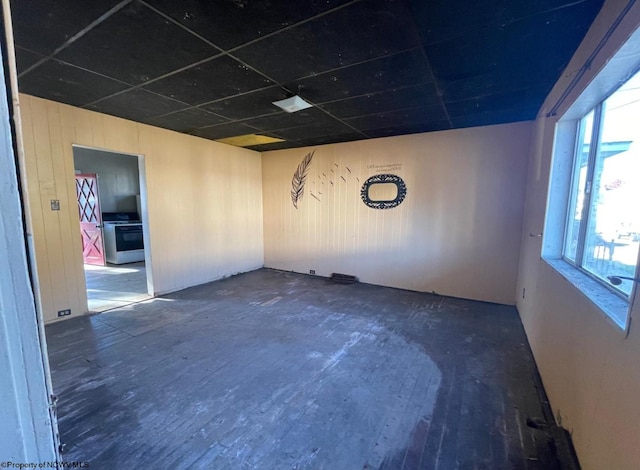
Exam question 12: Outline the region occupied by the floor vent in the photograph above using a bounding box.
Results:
[330,273,358,284]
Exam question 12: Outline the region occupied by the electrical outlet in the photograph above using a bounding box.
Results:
[310,270,316,275]
[57,309,71,317]
[50,199,60,211]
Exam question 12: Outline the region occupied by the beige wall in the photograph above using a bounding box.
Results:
[516,0,640,468]
[19,94,264,323]
[262,123,532,305]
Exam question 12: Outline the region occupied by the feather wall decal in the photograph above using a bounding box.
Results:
[291,151,315,209]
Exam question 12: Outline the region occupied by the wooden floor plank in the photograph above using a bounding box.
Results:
[46,269,567,469]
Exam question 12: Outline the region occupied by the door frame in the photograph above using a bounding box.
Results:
[0,0,60,460]
[72,145,155,303]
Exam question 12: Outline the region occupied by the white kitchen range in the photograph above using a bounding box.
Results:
[102,212,144,264]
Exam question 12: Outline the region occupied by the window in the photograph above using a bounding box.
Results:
[563,70,640,300]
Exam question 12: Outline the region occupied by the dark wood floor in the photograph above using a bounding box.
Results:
[46,269,565,469]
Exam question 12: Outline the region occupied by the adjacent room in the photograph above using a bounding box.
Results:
[73,146,151,312]
[2,0,640,469]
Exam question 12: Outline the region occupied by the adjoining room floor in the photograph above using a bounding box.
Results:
[46,269,564,469]
[84,261,149,312]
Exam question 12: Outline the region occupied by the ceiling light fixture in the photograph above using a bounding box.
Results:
[272,95,313,113]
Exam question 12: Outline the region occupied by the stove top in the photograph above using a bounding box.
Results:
[102,211,140,224]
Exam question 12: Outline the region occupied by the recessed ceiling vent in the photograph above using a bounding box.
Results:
[272,95,313,113]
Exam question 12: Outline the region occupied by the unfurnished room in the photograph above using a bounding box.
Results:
[2,1,640,469]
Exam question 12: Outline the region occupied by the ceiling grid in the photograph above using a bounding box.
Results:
[13,0,604,150]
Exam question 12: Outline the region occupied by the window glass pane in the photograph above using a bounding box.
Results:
[582,71,640,295]
[563,111,593,261]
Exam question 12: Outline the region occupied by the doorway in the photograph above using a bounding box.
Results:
[73,146,153,312]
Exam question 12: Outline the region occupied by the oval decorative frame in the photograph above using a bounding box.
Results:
[360,174,407,209]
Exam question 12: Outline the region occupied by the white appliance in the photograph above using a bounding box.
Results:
[102,212,144,264]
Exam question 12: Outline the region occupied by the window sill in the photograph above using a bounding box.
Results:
[543,258,629,331]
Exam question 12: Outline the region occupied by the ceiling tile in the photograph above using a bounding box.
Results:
[300,132,366,147]
[188,122,262,140]
[199,87,291,120]
[364,121,451,139]
[242,108,337,132]
[143,56,273,105]
[409,0,603,46]
[289,49,432,104]
[16,47,45,75]
[273,120,358,141]
[11,0,123,54]
[426,1,603,102]
[232,0,421,82]
[444,88,547,119]
[450,106,540,129]
[345,105,448,132]
[143,108,228,132]
[18,59,130,107]
[87,88,187,121]
[145,0,353,50]
[319,83,441,119]
[56,1,218,85]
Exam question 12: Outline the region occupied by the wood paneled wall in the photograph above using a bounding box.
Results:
[262,123,532,305]
[516,1,640,468]
[18,94,264,323]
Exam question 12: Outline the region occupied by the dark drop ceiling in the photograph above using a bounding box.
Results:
[13,0,603,151]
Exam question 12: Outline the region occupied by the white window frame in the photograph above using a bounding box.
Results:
[544,28,640,333]
[561,99,638,299]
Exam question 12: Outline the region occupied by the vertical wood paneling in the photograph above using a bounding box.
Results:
[46,101,83,317]
[19,94,264,323]
[89,112,105,150]
[58,105,86,308]
[262,123,532,305]
[19,96,53,317]
[515,2,640,469]
[72,106,94,146]
[31,98,68,316]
